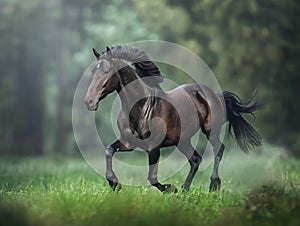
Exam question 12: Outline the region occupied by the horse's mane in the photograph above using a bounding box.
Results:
[100,44,164,87]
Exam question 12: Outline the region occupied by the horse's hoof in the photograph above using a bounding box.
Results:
[114,182,122,191]
[108,180,122,192]
[181,184,190,192]
[209,177,221,192]
[163,184,178,193]
[181,188,190,192]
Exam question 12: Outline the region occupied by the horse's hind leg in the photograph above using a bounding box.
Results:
[204,130,225,191]
[210,141,225,192]
[148,148,178,193]
[177,141,202,191]
[105,139,133,191]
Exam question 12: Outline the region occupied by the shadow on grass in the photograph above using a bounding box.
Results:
[214,183,300,226]
[0,201,30,226]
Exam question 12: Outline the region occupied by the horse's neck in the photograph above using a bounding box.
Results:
[116,66,162,114]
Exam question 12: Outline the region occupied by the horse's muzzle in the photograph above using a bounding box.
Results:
[85,97,99,111]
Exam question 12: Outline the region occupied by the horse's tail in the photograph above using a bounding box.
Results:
[222,91,263,152]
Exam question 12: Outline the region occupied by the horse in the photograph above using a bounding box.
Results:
[84,44,262,192]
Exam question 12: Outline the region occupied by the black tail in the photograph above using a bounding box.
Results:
[222,91,262,152]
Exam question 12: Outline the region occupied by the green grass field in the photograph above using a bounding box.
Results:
[0,146,299,226]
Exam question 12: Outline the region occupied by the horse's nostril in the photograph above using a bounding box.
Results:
[88,98,93,106]
[85,97,95,109]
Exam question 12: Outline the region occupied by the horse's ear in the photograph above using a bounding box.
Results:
[106,46,112,59]
[92,48,101,59]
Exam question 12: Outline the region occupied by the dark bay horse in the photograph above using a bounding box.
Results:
[84,44,262,192]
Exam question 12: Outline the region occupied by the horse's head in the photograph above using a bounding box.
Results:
[85,47,119,111]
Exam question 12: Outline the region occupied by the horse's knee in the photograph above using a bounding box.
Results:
[105,145,116,157]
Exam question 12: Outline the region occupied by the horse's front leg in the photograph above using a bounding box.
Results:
[148,148,178,193]
[105,140,133,191]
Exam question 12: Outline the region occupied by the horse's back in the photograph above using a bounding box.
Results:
[167,83,225,131]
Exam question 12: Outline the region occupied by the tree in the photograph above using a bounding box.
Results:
[0,1,47,155]
[167,0,300,155]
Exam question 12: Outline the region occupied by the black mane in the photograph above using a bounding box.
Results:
[100,44,164,87]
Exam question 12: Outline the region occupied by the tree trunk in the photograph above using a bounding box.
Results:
[11,38,44,156]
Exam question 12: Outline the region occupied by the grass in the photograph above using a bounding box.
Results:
[0,146,299,226]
